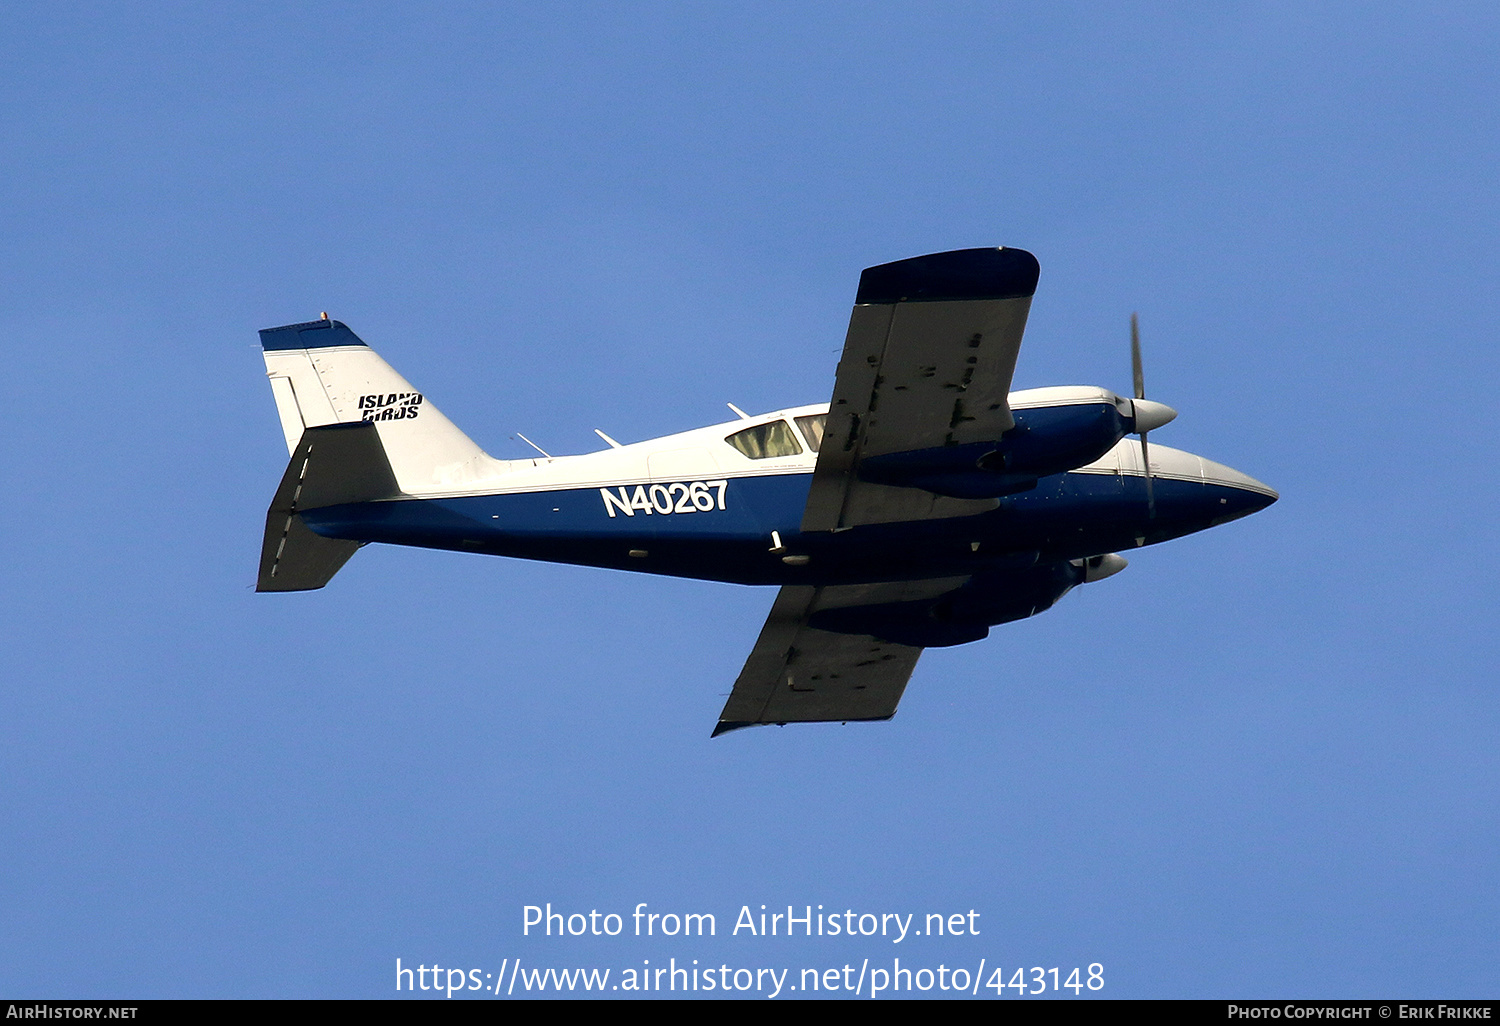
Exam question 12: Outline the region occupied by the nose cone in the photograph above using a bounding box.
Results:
[1199,456,1278,518]
[1131,398,1178,433]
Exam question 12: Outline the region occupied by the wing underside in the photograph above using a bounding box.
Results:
[712,577,967,736]
[717,248,1045,735]
[711,559,1089,736]
[801,247,1040,531]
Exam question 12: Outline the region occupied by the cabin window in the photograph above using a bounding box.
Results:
[726,420,803,459]
[794,414,826,453]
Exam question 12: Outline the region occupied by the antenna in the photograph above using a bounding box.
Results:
[594,429,623,449]
[727,403,751,419]
[514,433,552,459]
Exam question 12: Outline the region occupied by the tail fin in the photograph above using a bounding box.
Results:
[259,318,498,494]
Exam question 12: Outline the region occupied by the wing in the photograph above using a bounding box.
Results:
[712,577,968,737]
[801,247,1040,532]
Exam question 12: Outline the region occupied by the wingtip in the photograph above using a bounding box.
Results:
[855,247,1039,305]
[711,720,755,738]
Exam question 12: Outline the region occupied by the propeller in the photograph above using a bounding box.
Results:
[1128,313,1178,519]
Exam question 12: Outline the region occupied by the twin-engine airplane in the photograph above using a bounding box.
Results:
[255,247,1276,736]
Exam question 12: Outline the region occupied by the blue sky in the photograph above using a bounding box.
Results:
[2,2,1496,999]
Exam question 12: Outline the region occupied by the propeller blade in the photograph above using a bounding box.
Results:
[1131,312,1144,400]
[1131,313,1155,518]
[1140,431,1156,518]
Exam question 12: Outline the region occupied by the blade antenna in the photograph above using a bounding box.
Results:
[514,432,553,459]
[1132,313,1156,519]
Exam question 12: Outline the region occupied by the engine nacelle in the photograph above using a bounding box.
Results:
[1070,552,1128,582]
[807,559,1098,648]
[858,388,1170,499]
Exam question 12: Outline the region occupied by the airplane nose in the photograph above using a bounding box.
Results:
[1198,456,1278,515]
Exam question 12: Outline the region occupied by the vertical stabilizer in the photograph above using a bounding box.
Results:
[260,318,500,494]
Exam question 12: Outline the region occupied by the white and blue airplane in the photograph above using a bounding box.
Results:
[255,247,1276,736]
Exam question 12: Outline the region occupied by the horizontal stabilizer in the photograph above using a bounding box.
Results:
[258,518,362,593]
[257,423,401,592]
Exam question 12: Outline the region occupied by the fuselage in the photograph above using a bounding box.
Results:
[256,256,1279,732]
[302,386,1278,587]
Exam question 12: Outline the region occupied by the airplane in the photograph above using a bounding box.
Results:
[254,247,1276,737]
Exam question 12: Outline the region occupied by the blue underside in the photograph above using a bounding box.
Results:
[300,470,1274,588]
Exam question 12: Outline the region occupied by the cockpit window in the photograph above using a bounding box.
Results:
[726,420,803,459]
[794,414,826,453]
